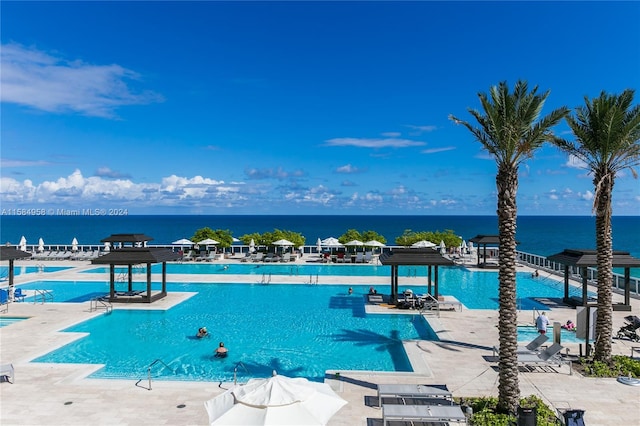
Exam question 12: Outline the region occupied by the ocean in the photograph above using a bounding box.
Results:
[1,215,638,258]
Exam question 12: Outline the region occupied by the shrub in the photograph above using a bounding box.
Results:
[460,395,559,425]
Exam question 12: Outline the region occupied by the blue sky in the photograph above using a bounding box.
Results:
[1,1,639,215]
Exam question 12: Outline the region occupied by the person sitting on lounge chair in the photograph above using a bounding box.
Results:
[215,342,228,358]
[196,327,208,338]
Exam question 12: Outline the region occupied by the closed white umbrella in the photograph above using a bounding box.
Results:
[205,373,347,425]
[38,238,44,253]
[71,237,79,252]
[439,240,446,254]
[103,242,111,252]
[249,238,256,253]
[18,236,27,252]
[316,238,322,254]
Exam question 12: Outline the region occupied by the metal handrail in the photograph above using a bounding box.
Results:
[32,289,53,304]
[90,297,112,314]
[141,359,173,391]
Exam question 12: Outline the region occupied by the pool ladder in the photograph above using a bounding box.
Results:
[306,274,318,285]
[259,273,271,284]
[137,359,173,390]
[90,297,112,314]
[32,289,53,304]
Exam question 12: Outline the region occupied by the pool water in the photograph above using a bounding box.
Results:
[33,284,435,382]
[0,265,71,277]
[518,326,584,343]
[0,316,29,327]
[77,266,591,310]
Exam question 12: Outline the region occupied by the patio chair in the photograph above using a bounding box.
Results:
[493,334,549,357]
[355,252,364,263]
[517,342,571,373]
[364,251,373,263]
[13,288,26,302]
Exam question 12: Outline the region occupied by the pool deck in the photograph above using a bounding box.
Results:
[1,257,639,425]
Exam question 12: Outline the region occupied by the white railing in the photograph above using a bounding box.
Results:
[516,250,639,297]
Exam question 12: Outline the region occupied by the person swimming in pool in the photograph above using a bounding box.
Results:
[215,342,228,358]
[196,327,208,338]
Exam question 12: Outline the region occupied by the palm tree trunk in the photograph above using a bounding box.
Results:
[496,164,520,414]
[593,171,614,362]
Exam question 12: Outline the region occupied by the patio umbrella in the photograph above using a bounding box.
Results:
[172,238,194,246]
[38,238,44,253]
[364,240,385,248]
[439,240,446,254]
[204,373,347,426]
[411,240,436,248]
[273,239,294,255]
[249,238,256,253]
[316,238,322,254]
[321,237,342,247]
[103,242,111,252]
[71,237,79,252]
[343,240,364,247]
[18,236,27,252]
[198,238,219,246]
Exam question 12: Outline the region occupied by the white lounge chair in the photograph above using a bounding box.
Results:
[494,333,549,357]
[0,363,14,383]
[355,252,364,263]
[377,384,452,407]
[382,404,467,425]
[517,342,572,373]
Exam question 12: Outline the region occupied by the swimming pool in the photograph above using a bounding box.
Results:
[517,326,584,344]
[21,264,593,310]
[0,316,29,327]
[32,283,435,382]
[0,265,71,276]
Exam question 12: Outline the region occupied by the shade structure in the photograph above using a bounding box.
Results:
[321,237,342,247]
[343,240,364,246]
[71,237,79,252]
[172,238,194,245]
[272,239,294,246]
[205,373,347,426]
[364,240,385,248]
[198,238,220,245]
[411,240,436,248]
[38,238,45,253]
[18,236,27,252]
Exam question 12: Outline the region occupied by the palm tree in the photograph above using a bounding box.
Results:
[450,80,568,414]
[553,89,640,363]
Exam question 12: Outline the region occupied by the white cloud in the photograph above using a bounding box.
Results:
[0,43,162,118]
[381,132,401,137]
[565,155,588,170]
[421,146,456,154]
[405,124,437,134]
[549,189,559,200]
[324,137,425,148]
[95,167,131,179]
[579,190,594,200]
[336,164,361,174]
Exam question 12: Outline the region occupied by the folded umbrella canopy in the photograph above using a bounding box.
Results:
[205,373,347,425]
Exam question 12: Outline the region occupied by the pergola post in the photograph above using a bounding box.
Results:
[563,265,569,301]
[110,264,115,299]
[128,264,133,292]
[581,266,588,306]
[8,259,15,301]
[427,265,432,294]
[162,262,167,295]
[146,263,152,302]
[434,266,439,299]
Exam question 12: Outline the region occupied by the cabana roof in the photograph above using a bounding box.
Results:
[379,248,455,266]
[468,235,500,245]
[0,246,32,261]
[100,233,154,243]
[91,247,180,265]
[547,249,640,268]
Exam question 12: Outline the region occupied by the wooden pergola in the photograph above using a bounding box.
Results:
[468,234,503,268]
[379,248,455,303]
[91,234,181,303]
[0,246,32,301]
[547,249,640,311]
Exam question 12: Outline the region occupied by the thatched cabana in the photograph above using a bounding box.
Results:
[91,234,180,303]
[547,249,640,311]
[379,248,455,303]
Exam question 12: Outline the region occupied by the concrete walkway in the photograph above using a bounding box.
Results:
[1,259,639,425]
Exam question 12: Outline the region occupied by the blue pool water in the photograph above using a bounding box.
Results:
[517,326,584,343]
[19,267,591,310]
[33,284,434,382]
[0,265,71,277]
[0,316,29,327]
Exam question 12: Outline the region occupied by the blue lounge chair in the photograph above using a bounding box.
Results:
[13,288,26,302]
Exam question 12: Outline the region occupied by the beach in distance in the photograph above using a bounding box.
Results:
[1,215,638,259]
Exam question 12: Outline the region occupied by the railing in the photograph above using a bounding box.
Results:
[233,362,249,385]
[419,293,440,317]
[90,297,112,314]
[259,273,271,284]
[136,359,173,390]
[306,274,319,285]
[32,289,53,304]
[516,250,639,298]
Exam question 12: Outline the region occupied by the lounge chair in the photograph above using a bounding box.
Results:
[336,252,346,263]
[252,253,264,262]
[182,251,195,262]
[382,404,466,425]
[561,409,586,426]
[377,384,452,407]
[517,342,572,373]
[0,363,14,383]
[355,252,364,263]
[493,334,549,357]
[364,251,373,263]
[13,288,26,302]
